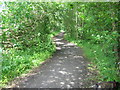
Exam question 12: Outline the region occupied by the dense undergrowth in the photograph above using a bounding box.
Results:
[0,2,62,87]
[65,35,119,82]
[64,2,120,82]
[1,48,55,85]
[0,1,120,87]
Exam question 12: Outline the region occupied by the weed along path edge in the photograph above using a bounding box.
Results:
[11,32,96,88]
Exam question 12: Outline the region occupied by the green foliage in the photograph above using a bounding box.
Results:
[1,2,119,87]
[1,2,60,86]
[64,2,120,82]
[2,3,40,49]
[1,2,63,50]
[1,48,55,86]
[81,42,119,81]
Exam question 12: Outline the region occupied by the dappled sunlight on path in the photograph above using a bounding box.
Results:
[14,32,95,88]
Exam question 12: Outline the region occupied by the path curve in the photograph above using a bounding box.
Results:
[14,32,95,88]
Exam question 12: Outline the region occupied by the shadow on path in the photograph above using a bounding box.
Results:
[14,32,95,88]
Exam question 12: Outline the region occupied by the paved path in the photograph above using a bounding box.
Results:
[15,32,94,88]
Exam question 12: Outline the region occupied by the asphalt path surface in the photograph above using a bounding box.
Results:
[15,32,95,88]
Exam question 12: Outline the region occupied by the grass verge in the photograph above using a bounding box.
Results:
[64,34,120,82]
[1,45,56,88]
